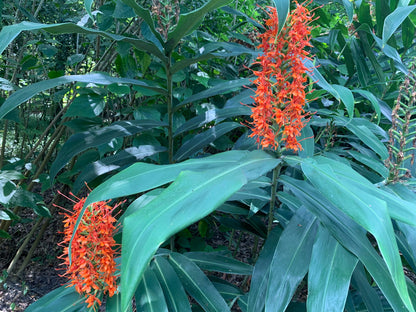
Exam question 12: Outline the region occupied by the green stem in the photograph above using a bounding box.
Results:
[268,163,282,235]
[166,53,174,164]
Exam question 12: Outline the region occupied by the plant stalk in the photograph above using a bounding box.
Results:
[0,120,8,169]
[166,53,174,164]
[268,163,282,235]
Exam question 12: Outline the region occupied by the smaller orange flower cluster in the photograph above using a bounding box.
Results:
[249,2,314,151]
[58,193,120,309]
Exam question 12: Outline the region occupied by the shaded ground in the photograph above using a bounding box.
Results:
[0,209,67,312]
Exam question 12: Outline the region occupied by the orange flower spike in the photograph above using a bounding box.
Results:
[56,193,121,310]
[249,1,314,151]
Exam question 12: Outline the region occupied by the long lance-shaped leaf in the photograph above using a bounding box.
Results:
[305,58,357,112]
[385,184,416,271]
[0,73,167,120]
[176,78,252,109]
[106,292,133,312]
[84,150,273,206]
[184,251,253,275]
[265,207,317,312]
[351,89,382,124]
[301,157,413,311]
[174,122,243,161]
[332,84,355,118]
[0,21,167,61]
[171,42,258,74]
[169,252,230,312]
[273,0,290,35]
[120,0,164,45]
[382,5,416,45]
[174,106,252,137]
[351,263,384,312]
[73,145,166,193]
[280,175,414,312]
[248,227,282,312]
[165,0,232,53]
[121,151,279,311]
[221,5,265,29]
[315,156,416,226]
[335,117,389,160]
[307,226,358,312]
[355,24,408,74]
[50,120,167,180]
[25,285,87,312]
[135,267,169,312]
[84,0,93,19]
[151,257,191,312]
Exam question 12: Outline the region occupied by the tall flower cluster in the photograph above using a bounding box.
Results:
[58,193,120,309]
[249,2,314,151]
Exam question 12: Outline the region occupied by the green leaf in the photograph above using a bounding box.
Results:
[301,157,414,312]
[307,226,358,312]
[120,151,279,310]
[265,208,316,311]
[169,252,230,312]
[73,145,166,193]
[298,125,314,158]
[280,176,412,312]
[106,291,132,312]
[342,0,354,22]
[184,252,253,275]
[350,37,371,86]
[84,0,94,19]
[177,78,251,109]
[85,150,270,206]
[351,263,384,312]
[382,5,416,45]
[229,184,270,202]
[336,117,389,160]
[273,0,290,34]
[265,207,317,312]
[165,0,232,53]
[304,59,340,100]
[248,227,282,312]
[239,294,249,312]
[211,279,244,301]
[174,106,252,137]
[358,31,386,84]
[332,84,354,118]
[152,257,192,312]
[352,89,382,123]
[396,226,416,272]
[135,267,168,312]
[347,150,389,178]
[174,122,242,161]
[318,157,416,227]
[375,0,390,37]
[366,28,408,74]
[8,188,42,211]
[0,21,167,62]
[64,93,105,118]
[0,229,11,239]
[50,120,166,180]
[25,285,87,312]
[120,0,164,45]
[0,210,10,220]
[171,42,257,74]
[0,73,166,120]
